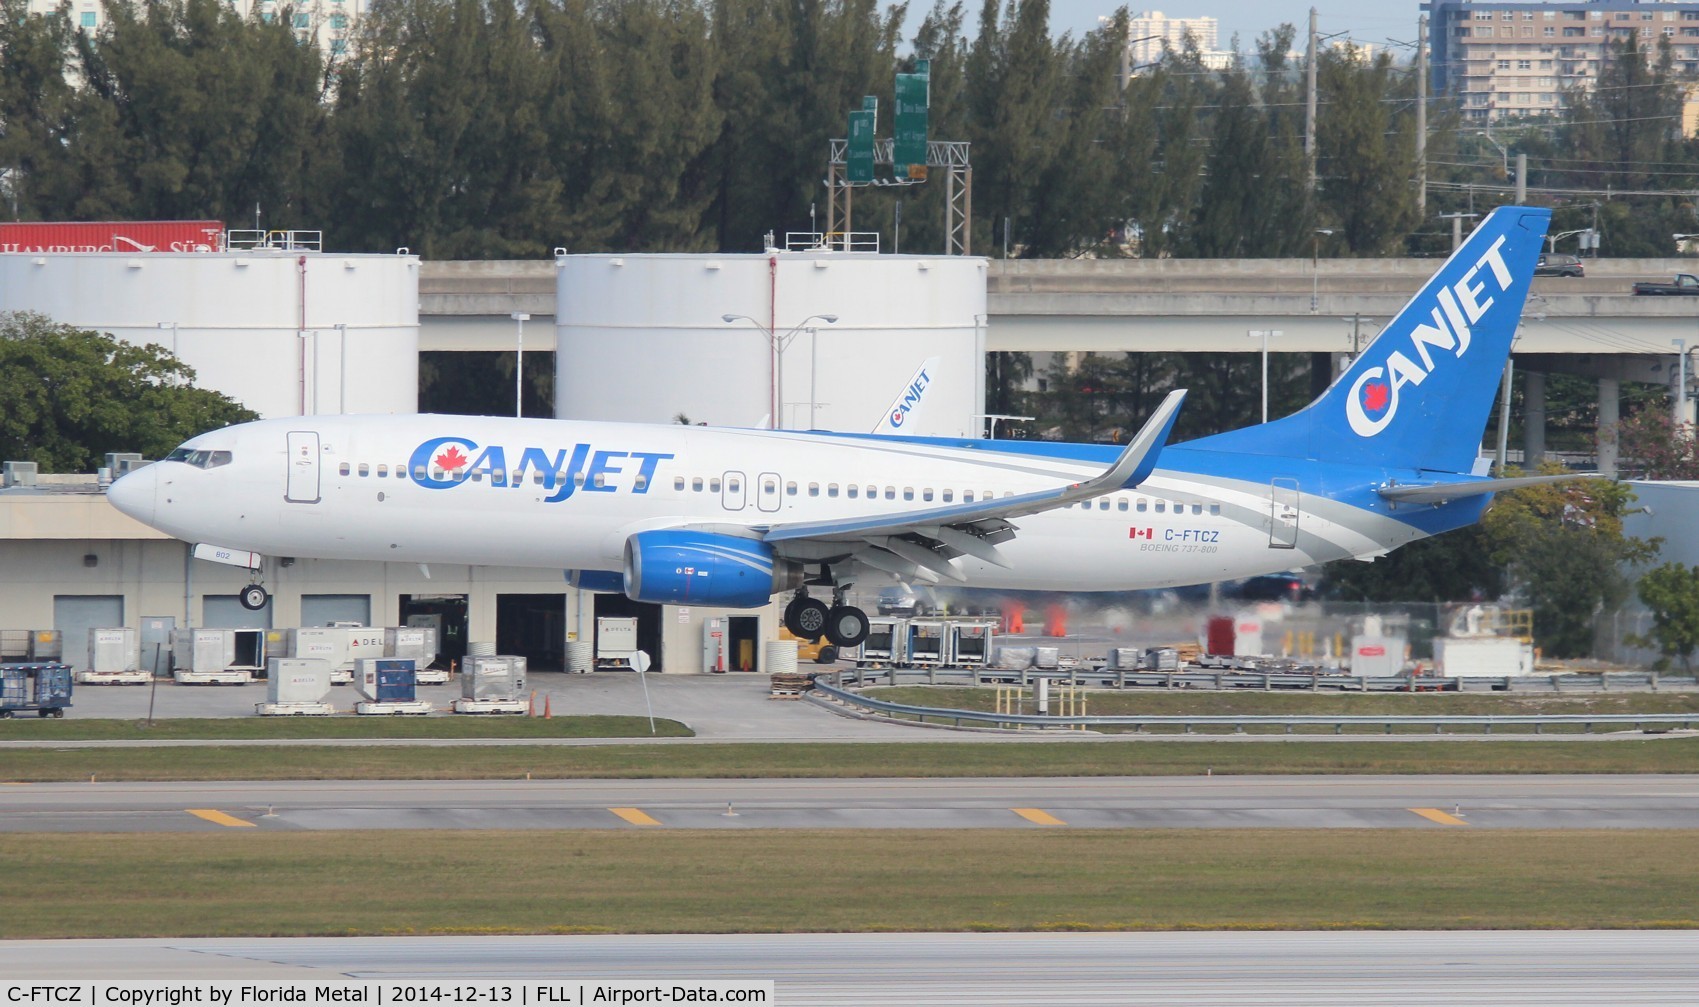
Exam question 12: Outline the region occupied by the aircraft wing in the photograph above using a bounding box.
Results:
[757,390,1186,582]
[1377,472,1599,505]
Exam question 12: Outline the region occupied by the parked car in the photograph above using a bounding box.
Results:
[875,585,936,617]
[1633,273,1699,295]
[1534,253,1584,278]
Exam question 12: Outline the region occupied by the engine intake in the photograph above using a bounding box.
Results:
[623,531,802,608]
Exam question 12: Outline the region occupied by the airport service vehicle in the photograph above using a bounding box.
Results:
[0,663,73,718]
[109,207,1568,650]
[1633,273,1699,295]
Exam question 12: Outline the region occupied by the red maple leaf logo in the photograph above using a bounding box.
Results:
[1362,382,1390,413]
[435,445,469,470]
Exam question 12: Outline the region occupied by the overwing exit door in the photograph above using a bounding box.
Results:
[1269,478,1299,549]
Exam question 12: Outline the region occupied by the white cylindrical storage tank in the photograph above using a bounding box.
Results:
[566,640,594,673]
[555,251,988,436]
[0,250,420,418]
[762,639,798,676]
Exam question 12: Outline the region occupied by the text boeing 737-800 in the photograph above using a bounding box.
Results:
[108,207,1570,647]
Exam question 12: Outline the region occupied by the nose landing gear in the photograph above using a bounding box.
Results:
[239,583,270,611]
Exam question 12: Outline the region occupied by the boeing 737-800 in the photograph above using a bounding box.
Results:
[109,207,1563,648]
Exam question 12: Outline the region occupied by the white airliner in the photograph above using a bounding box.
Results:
[109,207,1566,647]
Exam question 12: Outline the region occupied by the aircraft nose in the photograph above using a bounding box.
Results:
[107,465,157,525]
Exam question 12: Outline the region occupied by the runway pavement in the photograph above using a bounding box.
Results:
[5,774,1698,832]
[2,932,1697,1003]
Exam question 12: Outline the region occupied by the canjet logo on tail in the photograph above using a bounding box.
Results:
[407,436,673,504]
[887,368,932,429]
[1345,234,1512,438]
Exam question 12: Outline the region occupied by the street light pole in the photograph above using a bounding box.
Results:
[335,322,348,414]
[1311,229,1334,313]
[1247,329,1283,423]
[1674,338,1690,431]
[723,314,839,429]
[510,312,530,418]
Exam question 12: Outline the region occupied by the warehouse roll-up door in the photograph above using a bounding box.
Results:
[204,595,272,629]
[302,594,372,627]
[53,595,123,671]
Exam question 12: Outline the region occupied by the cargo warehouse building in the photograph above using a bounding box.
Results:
[0,224,986,674]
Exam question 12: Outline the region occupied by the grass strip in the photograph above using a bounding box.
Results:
[866,686,1699,734]
[2,738,1696,781]
[0,715,691,741]
[3,829,1697,938]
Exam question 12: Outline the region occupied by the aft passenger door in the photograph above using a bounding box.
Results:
[1269,478,1298,549]
[286,431,321,504]
[721,470,747,511]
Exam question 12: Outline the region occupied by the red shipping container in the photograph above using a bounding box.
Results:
[0,220,224,253]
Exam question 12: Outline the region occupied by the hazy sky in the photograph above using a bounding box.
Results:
[937,1,1425,53]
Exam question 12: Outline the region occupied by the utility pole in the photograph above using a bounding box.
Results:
[1305,7,1319,191]
[1514,152,1527,205]
[1416,15,1427,216]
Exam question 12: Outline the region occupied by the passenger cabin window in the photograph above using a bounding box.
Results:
[1117,499,1128,511]
[377,465,388,478]
[634,474,648,490]
[1154,501,1166,513]
[922,488,934,502]
[727,477,740,492]
[827,483,839,498]
[692,477,704,492]
[358,463,370,477]
[903,487,915,501]
[1098,499,1109,510]
[847,485,859,499]
[1191,503,1203,515]
[339,463,351,476]
[1209,503,1222,516]
[1136,499,1147,512]
[787,481,798,496]
[964,491,975,502]
[709,478,722,492]
[674,477,686,491]
[809,483,820,497]
[885,487,896,500]
[942,490,953,503]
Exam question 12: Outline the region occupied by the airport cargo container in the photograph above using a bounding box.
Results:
[352,658,430,714]
[81,628,149,684]
[1350,635,1408,677]
[859,618,906,664]
[385,626,441,681]
[0,663,73,718]
[0,220,223,253]
[257,658,335,715]
[906,620,947,666]
[462,656,527,700]
[0,630,62,661]
[171,628,248,684]
[947,620,997,668]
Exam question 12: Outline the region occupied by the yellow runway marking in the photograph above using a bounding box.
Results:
[187,808,257,828]
[1410,807,1469,826]
[1012,808,1067,826]
[609,807,661,826]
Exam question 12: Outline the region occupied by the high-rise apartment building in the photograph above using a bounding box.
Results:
[22,0,362,63]
[1122,10,1234,69]
[1425,0,1699,123]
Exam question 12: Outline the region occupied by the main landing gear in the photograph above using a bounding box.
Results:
[783,587,869,649]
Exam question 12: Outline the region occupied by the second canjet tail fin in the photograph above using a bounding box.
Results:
[871,356,943,434]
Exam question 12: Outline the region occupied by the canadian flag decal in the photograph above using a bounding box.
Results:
[1129,528,1153,540]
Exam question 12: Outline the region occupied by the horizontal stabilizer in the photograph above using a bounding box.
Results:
[1377,472,1599,505]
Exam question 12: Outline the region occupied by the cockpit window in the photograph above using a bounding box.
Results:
[164,448,233,469]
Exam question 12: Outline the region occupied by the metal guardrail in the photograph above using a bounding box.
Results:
[811,673,1699,734]
[839,665,1699,694]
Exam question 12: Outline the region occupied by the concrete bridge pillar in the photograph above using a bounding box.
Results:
[1597,377,1619,479]
[1523,370,1546,468]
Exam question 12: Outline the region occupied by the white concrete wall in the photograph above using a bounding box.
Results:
[0,251,420,419]
[555,252,988,435]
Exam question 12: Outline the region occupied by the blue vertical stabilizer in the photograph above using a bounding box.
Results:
[1187,206,1552,475]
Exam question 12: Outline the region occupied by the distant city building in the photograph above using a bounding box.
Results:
[1424,0,1699,124]
[1112,10,1236,70]
[23,0,362,63]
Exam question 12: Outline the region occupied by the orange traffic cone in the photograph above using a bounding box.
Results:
[543,695,552,719]
[1046,604,1067,637]
[1004,603,1024,635]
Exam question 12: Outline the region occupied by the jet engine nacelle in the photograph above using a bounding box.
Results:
[623,531,802,608]
[565,570,624,593]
